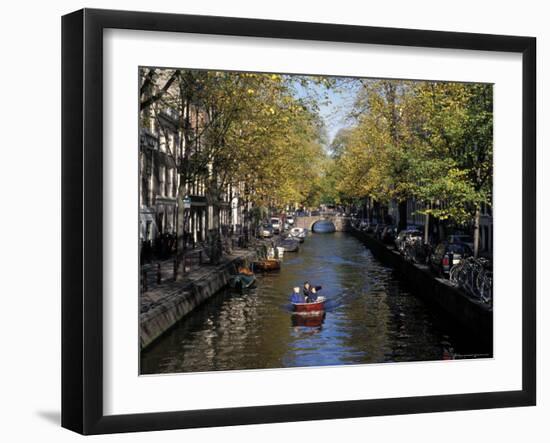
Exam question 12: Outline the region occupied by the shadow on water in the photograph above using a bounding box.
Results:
[141,231,491,374]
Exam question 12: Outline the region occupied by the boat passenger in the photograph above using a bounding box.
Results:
[307,286,318,303]
[303,281,311,299]
[290,286,305,304]
[303,281,322,300]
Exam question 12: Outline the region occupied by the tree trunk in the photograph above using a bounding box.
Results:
[368,198,373,223]
[176,192,186,276]
[423,201,431,244]
[176,83,192,275]
[473,206,481,258]
[140,70,180,111]
[398,200,407,231]
[436,219,445,242]
[424,213,430,244]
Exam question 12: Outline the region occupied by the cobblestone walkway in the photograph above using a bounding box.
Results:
[140,248,256,313]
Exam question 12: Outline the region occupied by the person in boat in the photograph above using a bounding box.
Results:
[303,281,312,299]
[290,286,305,304]
[307,286,319,303]
[303,281,322,300]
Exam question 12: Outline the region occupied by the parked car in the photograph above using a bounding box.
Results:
[448,234,474,251]
[270,217,281,234]
[258,224,274,238]
[286,216,295,225]
[395,229,423,252]
[429,242,472,276]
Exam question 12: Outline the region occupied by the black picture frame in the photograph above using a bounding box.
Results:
[62,8,536,435]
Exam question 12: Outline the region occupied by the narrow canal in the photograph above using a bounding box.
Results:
[141,232,487,374]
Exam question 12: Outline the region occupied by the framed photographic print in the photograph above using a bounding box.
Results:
[62,8,536,435]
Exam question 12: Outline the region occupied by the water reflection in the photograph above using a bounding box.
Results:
[291,312,326,328]
[141,232,489,374]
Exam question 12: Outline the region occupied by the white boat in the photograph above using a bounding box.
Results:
[268,246,285,259]
[289,227,307,242]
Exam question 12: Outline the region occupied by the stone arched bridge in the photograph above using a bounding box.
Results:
[294,214,350,232]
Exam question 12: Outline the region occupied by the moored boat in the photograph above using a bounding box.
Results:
[289,227,307,242]
[253,259,281,272]
[280,238,300,252]
[237,266,254,276]
[230,273,256,290]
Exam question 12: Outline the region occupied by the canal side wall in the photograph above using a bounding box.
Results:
[140,252,256,350]
[349,228,493,345]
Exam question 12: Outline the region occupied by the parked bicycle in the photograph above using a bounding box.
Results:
[450,257,492,306]
[402,237,429,264]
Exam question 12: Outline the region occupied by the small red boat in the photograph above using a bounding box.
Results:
[292,296,326,314]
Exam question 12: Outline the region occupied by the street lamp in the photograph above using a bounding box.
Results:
[183,195,191,249]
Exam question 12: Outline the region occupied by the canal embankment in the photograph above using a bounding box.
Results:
[141,230,488,373]
[140,248,257,350]
[349,227,493,346]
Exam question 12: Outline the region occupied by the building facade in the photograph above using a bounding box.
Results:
[139,107,181,260]
[139,80,248,263]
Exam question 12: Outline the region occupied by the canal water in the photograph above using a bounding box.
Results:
[141,232,489,374]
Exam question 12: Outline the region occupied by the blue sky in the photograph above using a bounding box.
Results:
[291,79,359,148]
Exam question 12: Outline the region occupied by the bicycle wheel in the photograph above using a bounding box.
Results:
[449,263,461,284]
[480,272,493,304]
[456,261,469,288]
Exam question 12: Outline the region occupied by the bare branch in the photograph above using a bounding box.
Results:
[140,70,180,111]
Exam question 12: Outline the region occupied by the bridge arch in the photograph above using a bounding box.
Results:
[311,219,336,233]
[294,214,349,232]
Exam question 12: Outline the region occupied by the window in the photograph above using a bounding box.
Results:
[173,168,178,197]
[168,133,174,154]
[159,166,165,197]
[166,167,172,197]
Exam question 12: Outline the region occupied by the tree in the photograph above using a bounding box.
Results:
[139,68,328,262]
[408,82,493,255]
[334,80,419,228]
[330,79,493,254]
